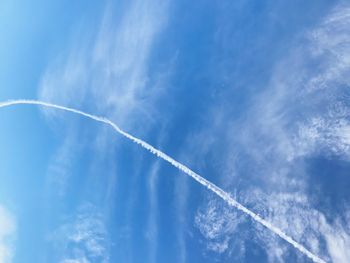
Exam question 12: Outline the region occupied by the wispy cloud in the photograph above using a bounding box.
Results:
[45,135,77,198]
[50,204,109,263]
[146,161,160,263]
[0,205,16,263]
[174,158,189,263]
[39,0,170,131]
[195,199,242,254]
[249,190,350,263]
[322,213,350,263]
[194,3,350,262]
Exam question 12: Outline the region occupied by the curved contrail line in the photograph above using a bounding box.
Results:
[0,99,325,263]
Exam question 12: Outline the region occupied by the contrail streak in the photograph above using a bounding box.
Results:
[0,99,325,263]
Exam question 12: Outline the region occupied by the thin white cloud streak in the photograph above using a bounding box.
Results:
[147,161,160,263]
[0,99,325,263]
[174,157,188,263]
[45,136,76,198]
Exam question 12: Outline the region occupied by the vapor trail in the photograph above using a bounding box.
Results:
[0,99,325,263]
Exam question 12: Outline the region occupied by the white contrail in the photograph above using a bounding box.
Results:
[0,99,325,263]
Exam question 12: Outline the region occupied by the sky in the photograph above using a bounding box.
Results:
[0,0,350,262]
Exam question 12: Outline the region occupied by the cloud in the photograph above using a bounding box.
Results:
[250,190,350,263]
[146,160,160,263]
[45,135,77,197]
[195,199,242,254]
[50,204,109,263]
[196,189,350,263]
[0,205,16,263]
[193,2,350,262]
[61,258,89,263]
[174,160,189,263]
[323,222,350,263]
[39,0,170,131]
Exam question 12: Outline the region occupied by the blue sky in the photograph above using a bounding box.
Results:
[1,0,350,262]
